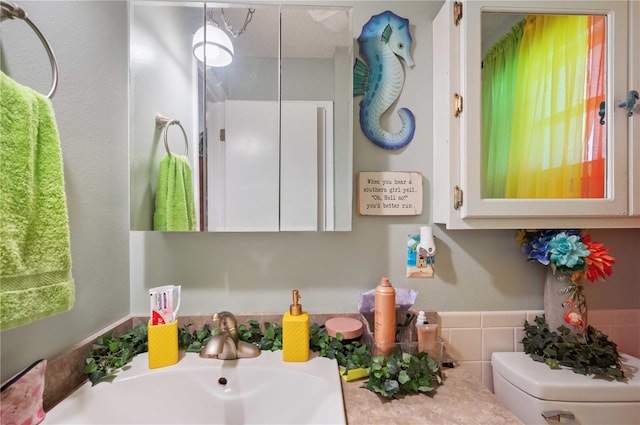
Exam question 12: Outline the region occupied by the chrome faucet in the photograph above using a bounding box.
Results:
[200,311,261,360]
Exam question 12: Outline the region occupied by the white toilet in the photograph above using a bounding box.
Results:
[492,352,640,424]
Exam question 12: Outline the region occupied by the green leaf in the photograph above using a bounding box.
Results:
[545,358,560,369]
[383,379,399,392]
[83,362,97,374]
[522,316,625,380]
[386,360,399,375]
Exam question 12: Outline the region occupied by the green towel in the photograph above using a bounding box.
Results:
[153,154,196,231]
[0,72,74,331]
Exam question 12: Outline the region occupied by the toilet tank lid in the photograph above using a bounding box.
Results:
[491,352,640,403]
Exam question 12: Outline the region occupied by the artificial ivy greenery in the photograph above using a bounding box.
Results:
[364,351,442,399]
[237,320,283,351]
[522,316,625,381]
[179,320,372,370]
[84,323,148,385]
[179,323,214,352]
[85,320,443,399]
[309,323,373,372]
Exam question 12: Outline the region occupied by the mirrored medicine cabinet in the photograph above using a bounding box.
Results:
[433,0,639,229]
[129,1,353,232]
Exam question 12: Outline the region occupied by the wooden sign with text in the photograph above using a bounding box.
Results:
[357,171,423,216]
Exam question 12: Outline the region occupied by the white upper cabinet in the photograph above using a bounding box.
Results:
[432,0,639,229]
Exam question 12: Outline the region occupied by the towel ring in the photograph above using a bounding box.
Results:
[1,1,59,99]
[155,114,189,157]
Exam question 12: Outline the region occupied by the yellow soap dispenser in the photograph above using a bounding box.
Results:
[282,289,309,362]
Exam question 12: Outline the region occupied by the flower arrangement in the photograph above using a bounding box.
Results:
[515,229,615,283]
[516,230,623,379]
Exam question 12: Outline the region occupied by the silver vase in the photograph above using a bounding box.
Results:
[543,269,587,335]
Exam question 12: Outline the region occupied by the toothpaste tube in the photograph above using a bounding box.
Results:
[149,285,181,325]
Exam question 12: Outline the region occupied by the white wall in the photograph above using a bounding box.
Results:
[0,1,130,381]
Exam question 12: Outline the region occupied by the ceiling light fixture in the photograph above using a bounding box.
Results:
[192,8,255,68]
[192,20,234,67]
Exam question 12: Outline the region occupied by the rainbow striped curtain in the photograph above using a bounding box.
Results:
[482,15,606,199]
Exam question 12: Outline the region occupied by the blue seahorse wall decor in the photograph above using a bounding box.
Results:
[354,11,415,150]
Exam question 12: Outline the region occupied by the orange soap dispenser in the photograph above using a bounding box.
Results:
[282,289,310,362]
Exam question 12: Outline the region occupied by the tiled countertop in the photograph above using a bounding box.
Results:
[341,366,523,425]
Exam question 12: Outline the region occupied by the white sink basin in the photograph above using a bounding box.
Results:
[44,351,346,424]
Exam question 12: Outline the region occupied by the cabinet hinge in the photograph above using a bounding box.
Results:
[454,185,463,210]
[220,129,226,142]
[454,93,463,117]
[453,1,463,26]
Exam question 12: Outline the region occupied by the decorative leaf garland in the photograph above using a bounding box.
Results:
[85,320,443,399]
[364,351,442,399]
[522,316,625,381]
[83,323,148,385]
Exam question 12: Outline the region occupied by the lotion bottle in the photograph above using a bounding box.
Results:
[374,277,396,356]
[416,310,438,354]
[282,289,309,362]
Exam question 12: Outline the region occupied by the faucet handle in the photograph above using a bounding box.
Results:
[212,311,237,333]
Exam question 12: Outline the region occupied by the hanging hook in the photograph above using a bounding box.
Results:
[1,0,58,98]
[155,114,189,157]
[618,90,639,117]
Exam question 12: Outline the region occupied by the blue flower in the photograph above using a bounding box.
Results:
[523,234,553,265]
[547,232,590,269]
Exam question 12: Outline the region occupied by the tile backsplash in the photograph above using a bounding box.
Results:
[439,309,640,392]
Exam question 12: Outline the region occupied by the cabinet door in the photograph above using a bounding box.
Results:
[280,102,319,231]
[223,100,280,231]
[461,1,630,219]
